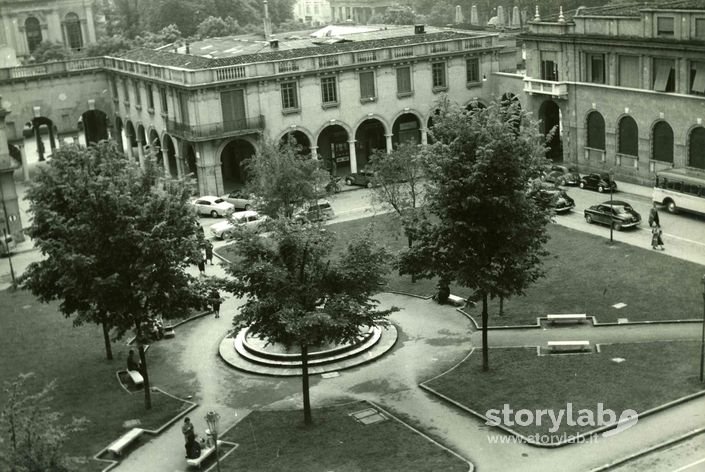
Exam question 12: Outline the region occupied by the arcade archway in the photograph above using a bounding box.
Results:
[24,117,57,162]
[279,131,311,156]
[539,100,562,162]
[114,116,124,153]
[355,119,386,169]
[317,125,350,176]
[81,110,109,146]
[162,134,178,178]
[393,113,421,147]
[124,121,138,163]
[221,139,255,190]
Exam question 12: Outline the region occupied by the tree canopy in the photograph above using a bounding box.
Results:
[399,99,554,371]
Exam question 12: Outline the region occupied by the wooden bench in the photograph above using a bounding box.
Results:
[447,294,466,307]
[547,340,591,352]
[126,370,144,387]
[107,428,144,456]
[546,314,587,324]
[186,440,223,469]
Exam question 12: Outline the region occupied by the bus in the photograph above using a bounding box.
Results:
[652,168,705,215]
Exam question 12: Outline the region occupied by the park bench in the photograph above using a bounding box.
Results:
[547,340,591,353]
[164,326,176,338]
[107,427,144,456]
[186,440,223,469]
[126,370,144,387]
[546,314,587,324]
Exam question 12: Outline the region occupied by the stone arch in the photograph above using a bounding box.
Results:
[80,109,109,145]
[539,100,562,162]
[136,124,147,147]
[65,12,83,50]
[27,116,56,162]
[464,99,487,114]
[148,128,162,164]
[355,118,387,169]
[651,120,673,164]
[687,126,705,170]
[221,138,256,189]
[25,17,42,53]
[124,120,138,163]
[317,124,350,176]
[617,115,638,157]
[586,110,605,151]
[392,113,422,147]
[161,133,179,178]
[279,130,311,156]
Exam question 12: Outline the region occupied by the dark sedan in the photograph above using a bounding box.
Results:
[544,165,581,186]
[579,173,617,193]
[534,182,575,214]
[345,169,375,188]
[584,200,641,230]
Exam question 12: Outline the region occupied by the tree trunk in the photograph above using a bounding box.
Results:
[407,234,416,283]
[138,344,152,410]
[301,343,312,426]
[482,292,489,372]
[102,320,113,360]
[499,297,504,317]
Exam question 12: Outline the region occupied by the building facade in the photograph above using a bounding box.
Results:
[0,0,98,60]
[293,0,332,25]
[520,0,705,184]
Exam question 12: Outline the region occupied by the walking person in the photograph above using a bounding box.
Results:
[197,257,206,276]
[648,202,660,228]
[651,225,665,250]
[210,288,221,318]
[204,240,214,265]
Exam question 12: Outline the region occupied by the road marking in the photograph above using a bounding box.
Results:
[663,233,705,248]
[670,456,705,472]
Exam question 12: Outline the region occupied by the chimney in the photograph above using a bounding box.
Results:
[263,0,272,40]
[414,24,425,34]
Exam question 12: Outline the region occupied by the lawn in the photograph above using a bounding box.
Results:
[218,401,470,471]
[424,341,705,442]
[216,214,705,326]
[0,289,192,472]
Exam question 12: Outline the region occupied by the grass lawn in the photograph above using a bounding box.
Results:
[0,289,191,472]
[218,401,469,471]
[424,341,705,441]
[217,215,704,326]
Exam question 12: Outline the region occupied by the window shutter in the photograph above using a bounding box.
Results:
[619,56,640,88]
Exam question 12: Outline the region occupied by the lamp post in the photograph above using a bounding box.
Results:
[700,275,705,382]
[205,411,221,472]
[609,171,614,243]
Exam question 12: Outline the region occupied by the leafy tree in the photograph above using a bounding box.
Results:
[381,6,417,25]
[0,374,87,472]
[83,35,134,57]
[105,0,144,38]
[245,138,329,219]
[399,100,553,371]
[196,16,241,38]
[226,220,396,425]
[141,0,211,36]
[21,142,212,409]
[29,42,73,63]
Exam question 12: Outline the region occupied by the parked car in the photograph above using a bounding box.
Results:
[536,182,575,214]
[579,173,617,193]
[210,210,269,239]
[221,190,254,210]
[584,200,641,230]
[544,165,581,186]
[190,196,235,217]
[295,199,335,223]
[0,233,15,256]
[345,169,376,188]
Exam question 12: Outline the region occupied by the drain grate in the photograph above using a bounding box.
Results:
[350,408,387,425]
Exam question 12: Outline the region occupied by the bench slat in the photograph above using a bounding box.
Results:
[547,340,590,346]
[107,428,143,455]
[127,370,144,386]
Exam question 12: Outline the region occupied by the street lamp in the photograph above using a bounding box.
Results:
[609,170,614,243]
[205,411,221,472]
[700,275,705,382]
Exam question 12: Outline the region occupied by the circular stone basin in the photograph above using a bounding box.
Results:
[242,326,374,362]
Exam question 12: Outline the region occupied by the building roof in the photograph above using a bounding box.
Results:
[116,26,488,69]
[542,0,705,21]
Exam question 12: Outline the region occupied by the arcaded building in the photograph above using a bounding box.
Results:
[520,0,705,184]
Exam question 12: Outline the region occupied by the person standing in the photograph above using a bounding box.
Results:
[182,417,195,445]
[204,240,214,265]
[127,349,141,372]
[648,202,660,228]
[197,257,206,276]
[211,288,221,318]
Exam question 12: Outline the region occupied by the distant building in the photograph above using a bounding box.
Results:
[0,0,98,60]
[293,0,332,25]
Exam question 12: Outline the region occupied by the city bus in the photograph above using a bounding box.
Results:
[652,168,705,215]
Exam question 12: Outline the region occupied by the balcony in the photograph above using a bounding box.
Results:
[523,78,568,98]
[166,116,265,142]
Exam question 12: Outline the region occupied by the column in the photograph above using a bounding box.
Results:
[348,140,357,173]
[136,136,145,169]
[19,144,29,181]
[385,134,393,153]
[85,6,96,43]
[174,139,184,178]
[310,145,318,160]
[0,105,25,242]
[421,128,428,145]
[123,130,133,160]
[162,146,169,173]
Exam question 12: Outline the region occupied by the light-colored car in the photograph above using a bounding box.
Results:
[210,210,269,239]
[191,196,235,217]
[221,190,254,210]
[294,199,335,223]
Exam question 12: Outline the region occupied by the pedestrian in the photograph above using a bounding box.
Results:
[127,349,141,373]
[211,288,221,318]
[197,257,205,276]
[182,417,195,445]
[648,202,660,228]
[205,240,214,265]
[185,434,202,459]
[651,225,665,250]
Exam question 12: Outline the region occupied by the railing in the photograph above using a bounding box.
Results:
[523,78,568,98]
[0,57,105,80]
[393,47,414,58]
[166,116,265,141]
[318,56,340,68]
[430,43,449,53]
[214,65,246,81]
[278,61,299,73]
[354,51,377,63]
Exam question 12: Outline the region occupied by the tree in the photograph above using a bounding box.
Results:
[381,6,417,25]
[245,138,329,219]
[29,42,73,63]
[83,35,134,57]
[399,99,553,371]
[0,374,87,472]
[226,220,396,425]
[21,142,212,408]
[196,16,241,38]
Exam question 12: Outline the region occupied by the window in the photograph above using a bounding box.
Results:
[652,58,675,92]
[689,127,705,170]
[25,17,43,53]
[652,121,674,163]
[359,71,376,100]
[657,17,674,36]
[220,90,245,128]
[586,111,605,150]
[540,51,558,81]
[466,58,480,83]
[179,92,190,125]
[587,53,605,84]
[280,81,299,110]
[396,66,412,95]
[133,81,141,106]
[618,55,640,88]
[432,62,447,90]
[122,79,130,103]
[696,19,705,39]
[321,76,338,105]
[146,84,154,110]
[159,87,168,113]
[690,61,705,95]
[618,116,638,157]
[111,78,119,98]
[65,13,83,49]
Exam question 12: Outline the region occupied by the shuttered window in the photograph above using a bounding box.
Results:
[690,61,705,95]
[587,54,605,84]
[652,121,673,163]
[432,62,447,89]
[541,51,558,81]
[396,66,412,94]
[586,111,605,150]
[321,76,338,104]
[618,116,638,156]
[653,58,675,92]
[689,127,705,170]
[280,81,299,110]
[160,88,168,113]
[657,17,674,35]
[220,90,246,127]
[466,58,480,83]
[359,71,376,99]
[618,56,640,88]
